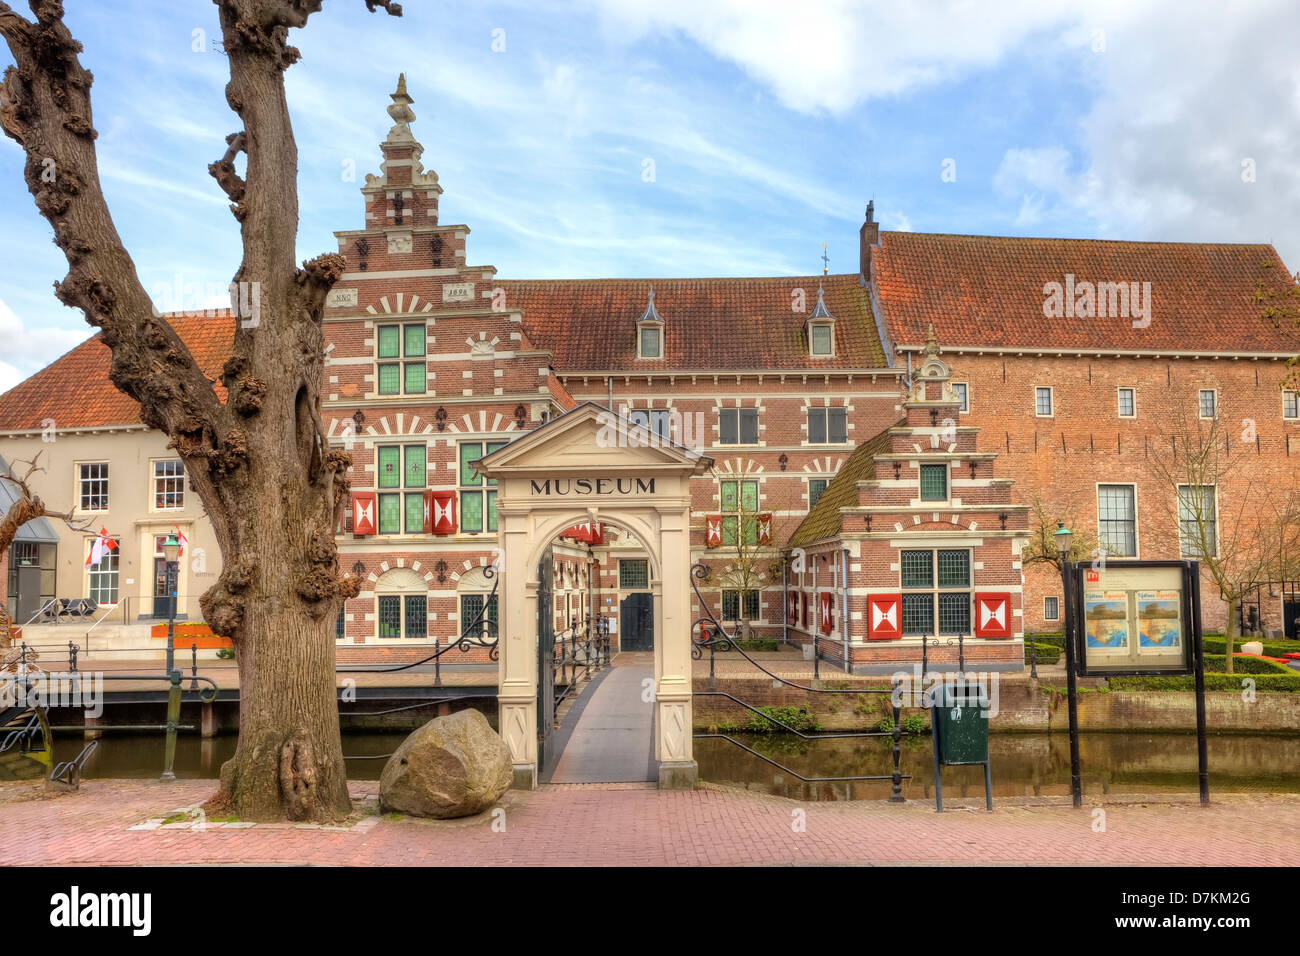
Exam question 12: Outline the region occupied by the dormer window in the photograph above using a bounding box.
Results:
[807,286,835,357]
[636,286,664,360]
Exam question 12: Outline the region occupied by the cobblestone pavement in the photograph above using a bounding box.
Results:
[2,778,1297,866]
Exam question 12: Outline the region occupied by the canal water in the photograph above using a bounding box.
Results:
[40,731,1300,801]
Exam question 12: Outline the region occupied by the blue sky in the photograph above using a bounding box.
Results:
[1,0,1297,389]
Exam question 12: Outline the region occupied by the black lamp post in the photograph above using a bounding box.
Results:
[1054,521,1082,807]
[160,531,181,782]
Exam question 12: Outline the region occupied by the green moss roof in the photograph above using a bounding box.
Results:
[787,423,902,548]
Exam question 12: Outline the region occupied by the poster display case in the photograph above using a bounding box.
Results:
[1070,561,1199,676]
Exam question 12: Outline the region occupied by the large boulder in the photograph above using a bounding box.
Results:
[379,709,512,818]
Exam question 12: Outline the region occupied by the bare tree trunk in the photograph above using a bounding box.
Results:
[1223,596,1237,675]
[0,0,399,821]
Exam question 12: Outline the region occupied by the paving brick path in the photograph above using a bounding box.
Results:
[2,778,1297,866]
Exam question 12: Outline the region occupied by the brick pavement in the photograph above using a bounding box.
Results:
[1,778,1297,866]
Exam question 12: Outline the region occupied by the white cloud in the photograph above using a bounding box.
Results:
[0,297,90,392]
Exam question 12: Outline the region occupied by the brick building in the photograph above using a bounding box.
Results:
[0,75,1297,666]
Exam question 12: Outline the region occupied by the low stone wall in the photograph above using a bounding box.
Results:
[692,676,1300,734]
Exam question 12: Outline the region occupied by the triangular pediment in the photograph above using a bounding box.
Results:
[476,402,713,478]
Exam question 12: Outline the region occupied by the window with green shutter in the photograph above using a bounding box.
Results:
[377,446,401,488]
[378,493,401,534]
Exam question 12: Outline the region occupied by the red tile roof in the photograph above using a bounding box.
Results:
[0,313,236,432]
[500,273,887,371]
[873,232,1300,353]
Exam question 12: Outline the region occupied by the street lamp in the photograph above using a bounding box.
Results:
[160,532,181,782]
[1055,521,1082,808]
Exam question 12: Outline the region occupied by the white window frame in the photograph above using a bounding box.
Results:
[808,477,830,509]
[85,535,120,606]
[1043,595,1060,622]
[77,461,110,513]
[1177,484,1219,559]
[375,591,429,641]
[718,407,760,446]
[1034,386,1054,418]
[806,406,848,445]
[1198,388,1218,420]
[1283,390,1299,421]
[1096,482,1139,558]
[1117,386,1137,419]
[809,322,834,357]
[636,323,663,360]
[951,382,969,414]
[151,459,185,511]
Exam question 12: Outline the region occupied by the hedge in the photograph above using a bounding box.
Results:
[1203,637,1299,659]
[1109,673,1300,692]
[1023,642,1061,665]
[1202,654,1295,675]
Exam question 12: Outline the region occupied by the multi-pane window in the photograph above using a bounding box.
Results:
[376,444,426,534]
[153,460,184,509]
[900,548,971,636]
[1178,485,1217,558]
[619,559,649,590]
[378,594,427,639]
[459,441,507,533]
[638,326,662,359]
[87,537,119,605]
[1035,387,1053,417]
[919,464,948,501]
[810,325,833,356]
[1044,596,1060,621]
[1118,387,1136,418]
[1283,390,1299,420]
[808,478,829,509]
[79,463,109,512]
[1097,484,1137,557]
[807,407,848,444]
[336,607,346,640]
[1198,389,1217,419]
[722,589,760,621]
[952,382,969,413]
[719,408,759,445]
[720,479,759,546]
[376,322,426,395]
[460,593,499,639]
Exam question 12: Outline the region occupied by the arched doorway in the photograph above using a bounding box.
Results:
[476,403,712,790]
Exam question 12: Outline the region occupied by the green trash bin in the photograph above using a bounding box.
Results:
[930,681,992,811]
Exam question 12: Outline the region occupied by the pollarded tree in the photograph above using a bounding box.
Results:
[0,0,405,821]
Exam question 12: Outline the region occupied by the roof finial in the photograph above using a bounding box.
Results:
[924,321,940,356]
[637,284,663,324]
[809,284,833,320]
[386,73,416,140]
[865,199,874,223]
[821,242,829,276]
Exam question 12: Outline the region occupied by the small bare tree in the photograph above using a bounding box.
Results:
[1145,410,1300,674]
[1254,265,1300,387]
[709,460,794,640]
[1019,495,1102,573]
[0,452,93,644]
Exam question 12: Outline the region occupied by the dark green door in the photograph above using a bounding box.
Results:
[620,592,653,651]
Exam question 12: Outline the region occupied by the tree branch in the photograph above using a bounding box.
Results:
[0,1,223,441]
[209,130,248,218]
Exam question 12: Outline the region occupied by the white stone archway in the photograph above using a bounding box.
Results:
[476,402,712,789]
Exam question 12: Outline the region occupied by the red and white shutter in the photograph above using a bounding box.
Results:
[351,492,377,536]
[430,490,457,535]
[819,592,834,635]
[867,594,902,640]
[705,515,722,548]
[757,513,773,545]
[787,591,798,626]
[975,592,1012,638]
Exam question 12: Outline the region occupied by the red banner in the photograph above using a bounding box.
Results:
[867,594,902,640]
[351,492,376,536]
[788,591,799,626]
[757,513,773,545]
[429,490,457,535]
[819,592,834,635]
[974,592,1012,638]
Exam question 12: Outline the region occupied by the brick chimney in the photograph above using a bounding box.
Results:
[859,200,879,283]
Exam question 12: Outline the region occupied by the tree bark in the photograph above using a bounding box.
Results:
[0,0,399,821]
[1223,596,1237,676]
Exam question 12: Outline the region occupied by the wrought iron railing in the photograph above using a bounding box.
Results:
[689,563,912,800]
[551,615,612,709]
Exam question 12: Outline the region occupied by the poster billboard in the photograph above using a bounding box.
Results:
[1071,561,1198,676]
